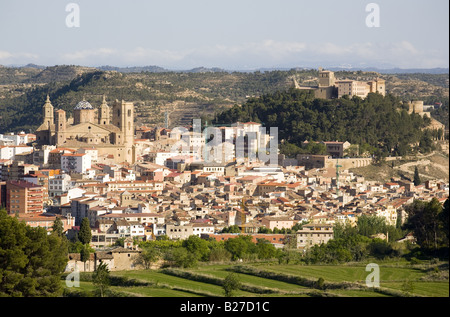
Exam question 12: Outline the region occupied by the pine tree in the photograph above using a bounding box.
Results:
[0,208,68,297]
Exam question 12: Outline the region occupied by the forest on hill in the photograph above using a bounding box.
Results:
[214,89,442,158]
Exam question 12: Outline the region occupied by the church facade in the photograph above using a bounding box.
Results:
[35,96,135,164]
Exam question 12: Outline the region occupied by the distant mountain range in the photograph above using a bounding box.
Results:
[5,63,449,75]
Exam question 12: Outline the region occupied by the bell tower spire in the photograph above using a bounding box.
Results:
[98,94,110,125]
[43,94,54,128]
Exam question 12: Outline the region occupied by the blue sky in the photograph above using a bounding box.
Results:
[0,0,448,70]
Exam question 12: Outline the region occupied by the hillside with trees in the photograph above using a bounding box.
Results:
[215,88,438,158]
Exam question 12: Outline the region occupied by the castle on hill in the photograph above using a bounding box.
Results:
[294,68,386,100]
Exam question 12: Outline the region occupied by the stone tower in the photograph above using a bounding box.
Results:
[98,95,110,125]
[42,95,54,129]
[319,69,335,87]
[54,109,66,145]
[112,99,134,163]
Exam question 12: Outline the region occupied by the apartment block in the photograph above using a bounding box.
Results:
[5,180,45,214]
[61,153,92,174]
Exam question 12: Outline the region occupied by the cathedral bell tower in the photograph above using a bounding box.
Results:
[43,95,54,129]
[98,95,110,125]
[54,109,66,146]
[112,99,134,163]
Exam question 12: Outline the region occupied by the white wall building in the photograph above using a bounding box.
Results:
[77,148,98,163]
[61,153,92,174]
[49,172,73,197]
[0,145,33,160]
[0,132,29,146]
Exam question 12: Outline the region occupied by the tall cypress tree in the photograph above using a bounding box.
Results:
[413,166,421,186]
[78,217,92,245]
[52,217,64,238]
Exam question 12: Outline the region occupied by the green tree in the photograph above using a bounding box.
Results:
[356,214,387,237]
[92,261,110,297]
[78,217,92,245]
[222,273,241,297]
[68,240,93,253]
[166,247,197,268]
[256,239,277,259]
[52,217,64,238]
[369,238,394,259]
[0,208,68,297]
[80,244,91,272]
[182,235,210,261]
[316,277,325,290]
[401,279,415,296]
[258,226,272,234]
[134,244,161,269]
[209,246,232,262]
[413,166,421,186]
[221,225,241,234]
[404,198,446,251]
[224,235,255,261]
[333,220,358,240]
[440,199,449,245]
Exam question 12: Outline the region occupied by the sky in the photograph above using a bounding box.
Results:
[0,0,448,70]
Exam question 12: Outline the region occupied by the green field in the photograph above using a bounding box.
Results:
[62,260,449,298]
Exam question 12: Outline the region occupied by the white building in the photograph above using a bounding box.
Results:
[32,145,57,167]
[0,145,34,160]
[77,147,98,162]
[192,223,215,237]
[0,132,29,146]
[61,153,92,174]
[129,222,145,238]
[49,172,73,197]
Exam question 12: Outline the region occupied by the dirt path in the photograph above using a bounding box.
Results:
[393,149,449,181]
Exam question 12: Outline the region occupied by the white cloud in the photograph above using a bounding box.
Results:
[0,50,38,64]
[54,40,448,69]
[0,50,13,60]
[62,48,117,61]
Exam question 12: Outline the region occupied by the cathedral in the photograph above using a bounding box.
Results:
[35,95,135,164]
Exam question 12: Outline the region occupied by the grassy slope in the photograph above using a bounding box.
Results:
[62,261,449,298]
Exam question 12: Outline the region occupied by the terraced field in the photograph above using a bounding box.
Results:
[63,260,449,298]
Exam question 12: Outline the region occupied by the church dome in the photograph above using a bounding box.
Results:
[74,100,94,110]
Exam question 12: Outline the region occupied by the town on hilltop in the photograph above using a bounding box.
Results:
[0,80,448,272]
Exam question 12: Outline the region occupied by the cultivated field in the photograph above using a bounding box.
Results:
[63,259,449,298]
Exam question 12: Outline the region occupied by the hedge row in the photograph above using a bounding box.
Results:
[161,268,279,295]
[228,265,364,290]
